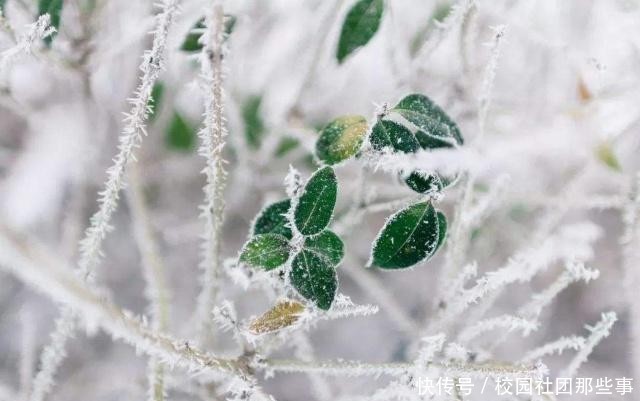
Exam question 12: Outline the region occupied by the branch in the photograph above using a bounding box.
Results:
[0,225,246,379]
[194,2,229,344]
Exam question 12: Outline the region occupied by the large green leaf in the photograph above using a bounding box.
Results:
[242,95,265,150]
[38,0,63,45]
[393,94,463,146]
[336,0,384,63]
[166,112,195,151]
[253,199,293,239]
[290,249,337,310]
[240,234,290,270]
[294,167,338,236]
[372,201,441,269]
[316,115,367,165]
[370,119,419,154]
[303,230,344,266]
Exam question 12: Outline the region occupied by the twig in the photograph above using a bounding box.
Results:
[194,2,229,345]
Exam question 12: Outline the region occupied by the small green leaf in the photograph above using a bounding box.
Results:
[38,0,63,45]
[253,199,293,239]
[303,230,344,266]
[435,210,447,251]
[274,137,300,158]
[149,82,165,121]
[336,0,384,63]
[393,94,463,146]
[166,112,195,151]
[242,95,265,150]
[181,15,236,52]
[596,142,621,172]
[370,119,420,153]
[294,167,338,236]
[404,171,443,194]
[290,249,337,310]
[240,234,290,270]
[316,115,367,164]
[372,201,440,269]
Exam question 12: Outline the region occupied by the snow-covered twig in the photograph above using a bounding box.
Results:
[126,163,171,401]
[521,336,585,364]
[560,312,617,378]
[0,15,54,79]
[0,225,246,378]
[194,3,229,344]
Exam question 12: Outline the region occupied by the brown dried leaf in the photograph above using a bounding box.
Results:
[248,300,305,334]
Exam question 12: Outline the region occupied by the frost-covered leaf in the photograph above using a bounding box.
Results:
[242,95,265,150]
[316,115,367,165]
[435,210,447,251]
[370,119,419,153]
[248,300,305,334]
[372,201,440,269]
[253,199,293,239]
[303,230,344,266]
[404,171,443,194]
[336,0,384,63]
[393,94,463,146]
[38,0,63,45]
[240,234,290,270]
[181,15,237,52]
[166,111,195,151]
[294,167,338,236]
[290,250,337,310]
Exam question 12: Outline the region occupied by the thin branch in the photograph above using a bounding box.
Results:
[0,225,246,378]
[126,163,171,401]
[194,2,229,345]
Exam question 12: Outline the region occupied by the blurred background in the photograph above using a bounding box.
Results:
[1,0,640,399]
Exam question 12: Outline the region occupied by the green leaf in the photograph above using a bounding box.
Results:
[294,167,338,236]
[149,82,165,121]
[274,137,300,158]
[290,249,337,310]
[316,115,367,165]
[242,95,265,150]
[393,94,463,146]
[303,230,344,266]
[0,0,6,14]
[181,15,237,52]
[372,201,440,269]
[166,112,195,151]
[404,171,443,194]
[596,142,621,172]
[240,234,290,270]
[253,199,293,239]
[38,0,63,45]
[435,210,447,251]
[336,0,384,63]
[370,119,419,153]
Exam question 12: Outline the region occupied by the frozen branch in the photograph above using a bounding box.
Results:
[194,2,229,344]
[126,163,171,401]
[560,312,617,378]
[0,226,246,379]
[520,336,585,364]
[0,15,54,80]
